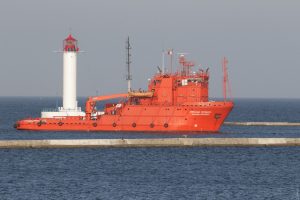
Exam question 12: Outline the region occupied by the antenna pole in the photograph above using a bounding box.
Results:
[222,57,228,102]
[162,50,165,74]
[171,50,173,73]
[167,49,173,74]
[126,37,132,92]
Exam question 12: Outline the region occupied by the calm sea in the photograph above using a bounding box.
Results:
[0,97,299,199]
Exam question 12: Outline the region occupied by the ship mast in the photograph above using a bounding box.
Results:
[222,57,228,102]
[126,37,132,92]
[168,49,173,73]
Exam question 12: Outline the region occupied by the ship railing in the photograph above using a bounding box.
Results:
[42,108,60,112]
[42,107,83,112]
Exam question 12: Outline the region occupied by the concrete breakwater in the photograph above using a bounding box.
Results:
[224,122,300,126]
[0,138,299,148]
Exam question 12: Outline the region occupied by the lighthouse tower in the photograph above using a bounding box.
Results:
[63,34,79,110]
[41,34,85,118]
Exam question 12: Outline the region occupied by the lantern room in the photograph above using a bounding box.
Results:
[63,34,79,52]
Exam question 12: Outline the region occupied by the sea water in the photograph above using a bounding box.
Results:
[0,97,299,199]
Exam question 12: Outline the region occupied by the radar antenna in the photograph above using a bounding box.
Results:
[126,37,132,92]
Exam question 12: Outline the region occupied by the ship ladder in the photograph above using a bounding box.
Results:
[113,100,125,129]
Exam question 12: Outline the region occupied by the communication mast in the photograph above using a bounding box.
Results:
[126,37,132,92]
[222,57,232,102]
[168,49,173,73]
[178,54,194,76]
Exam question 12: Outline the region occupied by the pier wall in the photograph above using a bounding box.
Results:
[0,138,299,148]
[224,122,300,126]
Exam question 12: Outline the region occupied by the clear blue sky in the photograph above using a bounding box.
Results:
[0,0,299,98]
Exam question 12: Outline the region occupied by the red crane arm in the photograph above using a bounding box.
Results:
[85,93,128,119]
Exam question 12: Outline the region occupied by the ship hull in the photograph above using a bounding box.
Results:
[15,102,233,133]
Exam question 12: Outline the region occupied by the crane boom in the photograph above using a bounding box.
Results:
[85,93,128,119]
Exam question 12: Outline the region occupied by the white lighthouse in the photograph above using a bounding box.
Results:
[41,34,85,118]
[63,34,79,110]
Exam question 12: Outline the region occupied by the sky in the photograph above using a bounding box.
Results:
[0,0,299,98]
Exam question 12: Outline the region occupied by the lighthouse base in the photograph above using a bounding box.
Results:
[41,107,85,118]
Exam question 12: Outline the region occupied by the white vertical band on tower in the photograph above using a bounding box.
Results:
[63,51,77,110]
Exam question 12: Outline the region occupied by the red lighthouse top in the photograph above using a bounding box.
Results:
[63,34,79,52]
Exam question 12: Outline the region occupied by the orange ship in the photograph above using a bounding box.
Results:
[15,36,233,133]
